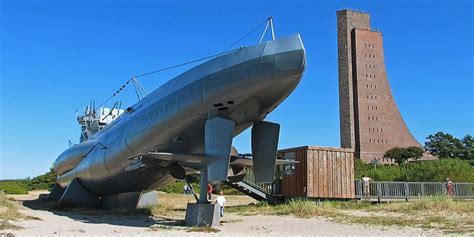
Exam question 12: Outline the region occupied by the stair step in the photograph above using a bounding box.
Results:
[223,180,281,204]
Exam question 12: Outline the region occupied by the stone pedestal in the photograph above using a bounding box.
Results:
[184,203,220,227]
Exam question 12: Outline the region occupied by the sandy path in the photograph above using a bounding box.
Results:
[3,192,446,237]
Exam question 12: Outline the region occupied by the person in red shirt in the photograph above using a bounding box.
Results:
[207,183,213,201]
[446,178,454,197]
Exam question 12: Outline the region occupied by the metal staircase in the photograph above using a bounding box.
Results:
[223,169,284,204]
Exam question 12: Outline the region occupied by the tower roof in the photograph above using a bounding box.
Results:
[336,9,370,16]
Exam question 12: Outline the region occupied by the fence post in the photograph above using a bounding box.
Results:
[377,182,382,203]
[356,180,362,200]
[421,183,425,196]
[454,183,458,197]
[404,182,409,201]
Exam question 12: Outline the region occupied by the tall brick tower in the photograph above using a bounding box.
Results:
[337,10,422,163]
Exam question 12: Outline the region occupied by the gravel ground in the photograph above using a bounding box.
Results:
[2,192,448,237]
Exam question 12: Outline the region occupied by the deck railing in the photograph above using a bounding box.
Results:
[355,180,474,200]
[236,169,474,200]
[242,168,280,195]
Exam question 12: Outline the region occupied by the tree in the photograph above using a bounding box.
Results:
[403,158,474,182]
[406,146,424,161]
[29,169,57,190]
[383,147,406,165]
[460,135,474,162]
[383,146,423,165]
[425,132,473,161]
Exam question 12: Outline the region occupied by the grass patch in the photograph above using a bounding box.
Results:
[186,226,220,233]
[326,200,376,210]
[0,193,24,230]
[146,203,175,217]
[156,192,255,210]
[227,200,341,218]
[349,215,419,227]
[363,197,474,234]
[220,219,242,224]
[369,196,474,214]
[228,197,473,234]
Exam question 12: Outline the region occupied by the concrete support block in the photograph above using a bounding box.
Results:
[47,184,65,202]
[137,191,159,208]
[102,190,158,210]
[185,203,220,227]
[102,192,140,209]
[58,179,100,207]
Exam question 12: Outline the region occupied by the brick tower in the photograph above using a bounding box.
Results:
[337,10,422,163]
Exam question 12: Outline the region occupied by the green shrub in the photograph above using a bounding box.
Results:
[0,169,57,194]
[355,159,404,181]
[402,158,474,182]
[383,146,423,165]
[355,158,474,182]
[29,169,56,190]
[158,180,200,194]
[368,165,405,181]
[354,159,370,180]
[0,180,30,194]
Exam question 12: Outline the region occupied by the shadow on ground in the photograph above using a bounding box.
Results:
[21,198,185,228]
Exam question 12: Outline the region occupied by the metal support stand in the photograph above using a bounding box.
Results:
[199,170,209,203]
[259,17,276,43]
[185,177,199,202]
[185,170,221,226]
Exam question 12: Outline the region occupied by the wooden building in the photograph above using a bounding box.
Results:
[280,146,355,199]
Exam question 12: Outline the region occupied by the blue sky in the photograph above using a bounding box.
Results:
[1,0,472,179]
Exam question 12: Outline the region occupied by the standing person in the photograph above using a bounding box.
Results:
[207,182,213,201]
[214,191,226,217]
[446,178,454,197]
[186,184,192,195]
[183,184,189,195]
[362,176,372,199]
